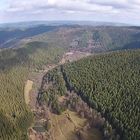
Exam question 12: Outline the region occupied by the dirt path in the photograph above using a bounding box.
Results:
[27,64,57,110]
[24,80,33,105]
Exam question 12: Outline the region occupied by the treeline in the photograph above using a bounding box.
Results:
[61,50,140,140]
[0,42,65,139]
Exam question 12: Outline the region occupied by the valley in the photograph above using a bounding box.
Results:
[0,24,140,140]
[27,50,95,140]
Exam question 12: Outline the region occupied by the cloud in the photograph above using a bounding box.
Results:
[0,0,140,25]
[47,0,113,12]
[6,0,115,13]
[3,0,140,13]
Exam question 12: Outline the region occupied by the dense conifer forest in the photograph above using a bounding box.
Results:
[61,50,140,140]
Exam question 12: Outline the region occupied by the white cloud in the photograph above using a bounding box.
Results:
[6,0,114,13]
[4,0,140,15]
[0,0,140,25]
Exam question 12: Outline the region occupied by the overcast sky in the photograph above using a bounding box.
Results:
[0,0,140,25]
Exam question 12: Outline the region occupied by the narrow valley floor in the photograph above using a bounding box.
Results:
[27,51,103,140]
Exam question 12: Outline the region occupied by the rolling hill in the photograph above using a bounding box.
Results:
[1,25,140,52]
[29,26,140,53]
[0,25,57,48]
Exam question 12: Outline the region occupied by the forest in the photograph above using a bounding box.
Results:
[39,49,140,140]
[0,42,65,139]
[62,49,140,140]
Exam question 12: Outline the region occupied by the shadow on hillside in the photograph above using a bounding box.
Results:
[122,41,140,50]
[0,41,48,71]
[0,25,57,48]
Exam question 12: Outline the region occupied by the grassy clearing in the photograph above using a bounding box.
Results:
[24,80,33,104]
[50,110,103,140]
[67,110,87,127]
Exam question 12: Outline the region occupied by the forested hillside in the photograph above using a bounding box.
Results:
[1,25,140,52]
[0,25,57,48]
[91,26,140,51]
[31,26,140,53]
[0,43,65,139]
[43,50,140,140]
[60,50,140,140]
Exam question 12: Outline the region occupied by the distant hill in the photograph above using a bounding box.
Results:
[0,25,57,48]
[0,20,131,29]
[0,23,140,50]
[30,26,140,52]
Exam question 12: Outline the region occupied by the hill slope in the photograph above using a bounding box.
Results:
[0,25,57,48]
[63,50,140,140]
[1,25,140,52]
[0,43,65,139]
[60,50,140,140]
[31,26,140,52]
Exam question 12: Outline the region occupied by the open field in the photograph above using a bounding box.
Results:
[59,51,91,65]
[29,109,103,140]
[24,80,33,104]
